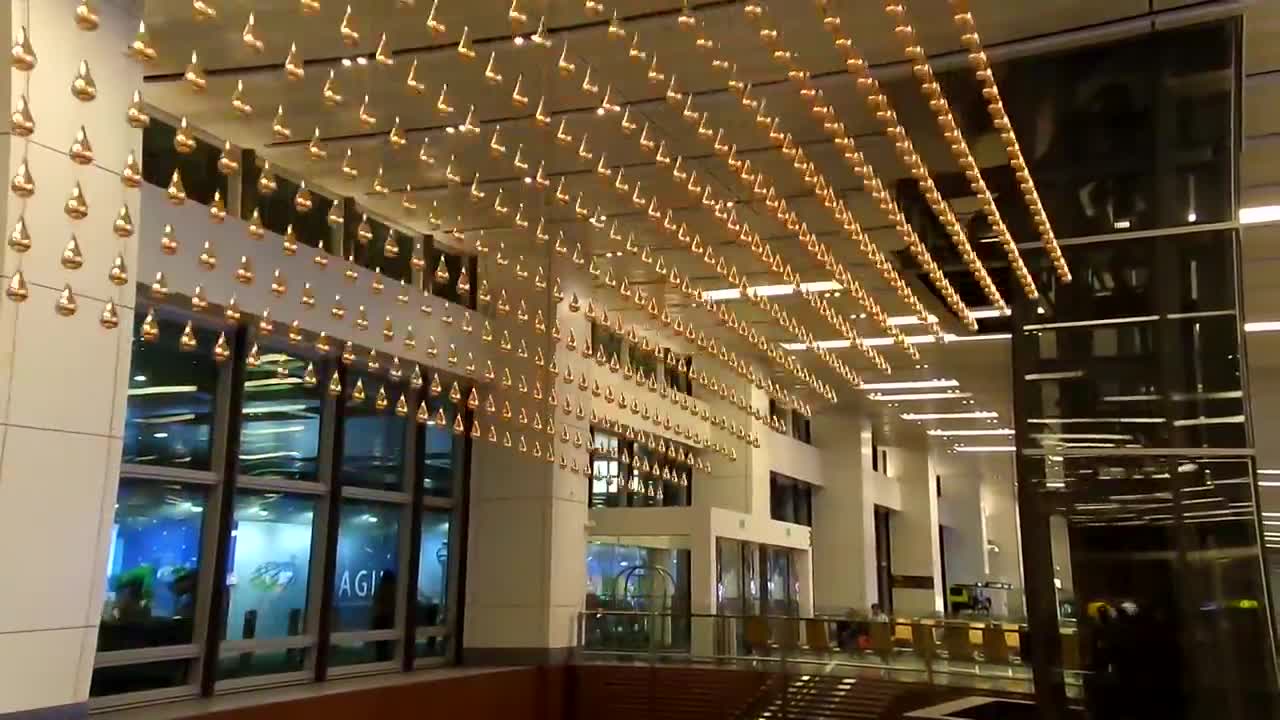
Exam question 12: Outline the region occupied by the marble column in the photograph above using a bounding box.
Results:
[0,0,141,716]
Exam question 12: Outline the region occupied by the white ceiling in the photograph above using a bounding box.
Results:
[138,0,1280,453]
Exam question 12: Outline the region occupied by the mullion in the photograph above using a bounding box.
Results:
[402,382,424,671]
[313,360,348,681]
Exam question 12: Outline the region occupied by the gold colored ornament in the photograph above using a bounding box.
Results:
[340,5,360,46]
[10,95,33,136]
[68,126,95,165]
[285,43,305,80]
[122,151,143,188]
[99,299,119,329]
[10,158,34,198]
[183,51,206,92]
[166,169,187,204]
[108,253,128,286]
[75,1,101,31]
[5,271,28,303]
[242,12,265,52]
[127,20,157,62]
[114,204,135,237]
[61,235,84,269]
[55,284,78,317]
[7,217,29,253]
[64,182,89,220]
[11,26,36,71]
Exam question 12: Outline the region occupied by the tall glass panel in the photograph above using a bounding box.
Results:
[421,391,458,499]
[122,313,219,471]
[416,510,450,628]
[340,372,407,491]
[332,500,402,633]
[717,538,744,615]
[98,479,205,651]
[224,492,315,641]
[238,348,322,482]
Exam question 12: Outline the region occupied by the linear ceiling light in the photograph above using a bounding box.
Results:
[861,379,959,390]
[782,332,1010,350]
[1245,321,1280,333]
[869,392,972,401]
[701,280,842,302]
[928,428,1014,436]
[902,411,999,420]
[954,446,1016,453]
[1241,205,1280,225]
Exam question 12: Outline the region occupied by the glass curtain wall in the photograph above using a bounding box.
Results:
[91,304,470,705]
[1000,18,1276,720]
[588,425,694,508]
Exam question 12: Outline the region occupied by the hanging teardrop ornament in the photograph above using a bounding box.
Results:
[55,284,78,316]
[64,182,89,219]
[114,204,135,237]
[174,117,198,154]
[70,58,97,101]
[230,80,253,116]
[61,234,84,269]
[375,32,394,65]
[193,1,218,21]
[99,299,119,329]
[179,321,198,351]
[67,125,95,164]
[108,252,128,286]
[339,4,359,46]
[5,271,28,303]
[166,169,187,204]
[10,94,33,136]
[209,191,227,223]
[160,224,178,255]
[184,51,207,91]
[127,90,151,128]
[10,158,34,198]
[75,1,101,31]
[121,151,143,188]
[271,105,291,141]
[284,42,305,80]
[8,217,30,253]
[127,20,157,62]
[301,0,321,15]
[10,26,35,71]
[242,12,265,52]
[217,140,238,173]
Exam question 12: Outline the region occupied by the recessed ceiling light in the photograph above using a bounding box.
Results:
[513,35,526,46]
[860,379,958,390]
[355,56,368,65]
[954,446,1016,453]
[869,392,972,401]
[341,58,353,67]
[927,428,1014,437]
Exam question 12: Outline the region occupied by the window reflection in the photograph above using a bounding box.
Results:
[98,480,205,652]
[421,393,458,498]
[142,119,225,206]
[585,540,690,614]
[123,312,218,471]
[224,492,315,642]
[416,511,450,629]
[90,658,193,698]
[340,372,407,491]
[239,349,322,482]
[332,500,402,634]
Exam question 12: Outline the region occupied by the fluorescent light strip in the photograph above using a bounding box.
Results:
[1028,417,1165,424]
[860,379,959,390]
[1024,371,1085,381]
[701,280,841,302]
[869,392,972,401]
[1241,205,1280,225]
[782,333,1011,350]
[955,446,1016,453]
[902,411,999,420]
[1171,415,1246,427]
[927,428,1015,437]
[1245,321,1280,333]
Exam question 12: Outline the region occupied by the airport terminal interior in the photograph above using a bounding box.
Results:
[2,0,1280,718]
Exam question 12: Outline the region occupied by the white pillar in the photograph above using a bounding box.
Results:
[462,229,588,662]
[811,412,878,612]
[889,439,943,617]
[0,1,141,714]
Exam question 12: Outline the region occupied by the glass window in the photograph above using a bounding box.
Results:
[332,500,402,633]
[216,648,307,681]
[362,219,412,283]
[421,392,459,498]
[238,349,322,482]
[90,658,194,698]
[249,170,335,251]
[340,372,407,491]
[142,120,226,206]
[416,510,450,628]
[224,492,316,642]
[585,540,690,614]
[123,312,219,471]
[427,245,465,305]
[97,479,205,652]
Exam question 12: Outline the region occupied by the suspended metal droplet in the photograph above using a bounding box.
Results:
[6,270,29,303]
[64,182,89,220]
[61,235,84,269]
[71,59,98,101]
[55,284,78,316]
[10,94,33,136]
[11,26,36,71]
